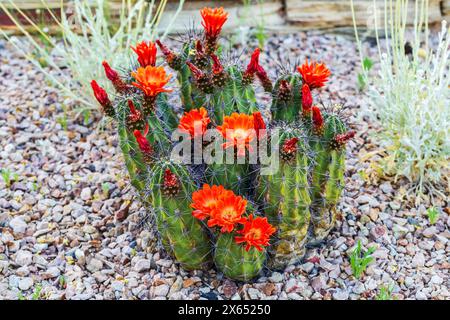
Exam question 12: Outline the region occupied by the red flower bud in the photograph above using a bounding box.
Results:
[90,80,110,107]
[162,168,180,196]
[196,40,205,54]
[211,54,223,74]
[133,124,152,155]
[102,61,127,93]
[245,48,260,75]
[186,61,204,79]
[252,111,266,139]
[282,137,299,154]
[102,61,119,82]
[335,131,355,144]
[301,84,313,114]
[312,106,324,134]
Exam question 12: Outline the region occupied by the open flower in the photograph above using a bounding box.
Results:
[178,107,211,138]
[131,66,172,97]
[235,215,276,252]
[200,7,228,38]
[208,192,247,233]
[131,41,157,67]
[191,184,233,220]
[217,113,257,156]
[297,60,331,89]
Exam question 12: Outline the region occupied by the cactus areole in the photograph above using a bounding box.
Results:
[91,7,355,281]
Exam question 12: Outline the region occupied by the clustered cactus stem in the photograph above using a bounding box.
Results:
[91,6,355,281]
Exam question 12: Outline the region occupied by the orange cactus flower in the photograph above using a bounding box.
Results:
[235,215,276,252]
[131,66,172,97]
[178,107,211,138]
[217,113,257,156]
[297,59,331,89]
[200,7,228,38]
[131,41,157,68]
[208,192,247,233]
[191,184,233,220]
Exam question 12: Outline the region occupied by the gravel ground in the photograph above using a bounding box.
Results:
[0,32,448,300]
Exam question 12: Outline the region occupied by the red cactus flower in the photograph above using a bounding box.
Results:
[90,80,110,107]
[217,113,257,156]
[235,215,276,252]
[131,66,172,97]
[200,7,228,39]
[297,59,331,89]
[191,184,233,220]
[178,107,210,138]
[133,124,152,155]
[282,137,299,155]
[301,83,313,116]
[131,41,157,67]
[312,106,324,135]
[252,111,266,139]
[208,192,247,233]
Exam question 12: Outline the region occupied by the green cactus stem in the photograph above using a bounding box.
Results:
[214,233,265,281]
[156,93,179,132]
[210,66,258,123]
[258,128,311,269]
[150,165,212,270]
[309,114,347,240]
[118,125,146,192]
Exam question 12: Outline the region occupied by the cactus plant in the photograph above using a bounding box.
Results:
[257,125,312,269]
[90,6,354,281]
[309,110,354,240]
